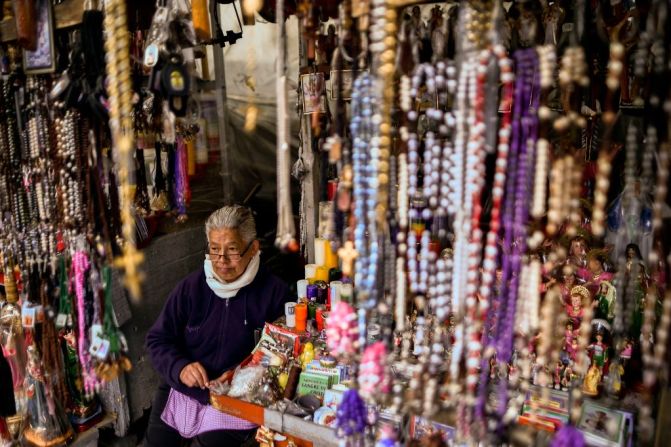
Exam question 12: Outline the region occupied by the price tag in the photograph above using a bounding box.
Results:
[89,336,103,357]
[90,324,103,341]
[95,339,111,360]
[55,313,67,329]
[22,304,36,328]
[35,305,44,324]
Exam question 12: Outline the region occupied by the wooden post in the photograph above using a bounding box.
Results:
[300,115,319,264]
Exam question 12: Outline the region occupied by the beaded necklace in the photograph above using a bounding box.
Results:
[350,72,381,311]
[492,48,539,428]
[475,44,514,425]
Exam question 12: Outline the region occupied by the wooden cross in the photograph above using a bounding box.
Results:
[337,241,358,277]
[114,245,145,301]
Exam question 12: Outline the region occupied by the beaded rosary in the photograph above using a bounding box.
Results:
[103,0,144,300]
[474,43,514,427]
[490,48,540,431]
[350,72,381,310]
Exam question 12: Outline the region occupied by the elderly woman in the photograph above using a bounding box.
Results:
[145,205,289,446]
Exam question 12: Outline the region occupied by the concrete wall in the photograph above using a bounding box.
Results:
[117,225,206,422]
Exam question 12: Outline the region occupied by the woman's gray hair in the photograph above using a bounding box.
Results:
[205,205,257,244]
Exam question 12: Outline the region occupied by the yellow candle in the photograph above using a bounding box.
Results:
[315,266,329,283]
[324,241,339,270]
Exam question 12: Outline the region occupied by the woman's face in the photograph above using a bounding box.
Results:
[208,228,258,282]
[588,258,601,273]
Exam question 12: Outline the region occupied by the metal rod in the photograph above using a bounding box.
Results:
[210,1,233,205]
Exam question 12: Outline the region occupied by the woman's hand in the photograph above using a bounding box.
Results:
[208,369,235,387]
[179,362,209,389]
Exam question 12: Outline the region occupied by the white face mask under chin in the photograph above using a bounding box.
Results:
[203,251,260,298]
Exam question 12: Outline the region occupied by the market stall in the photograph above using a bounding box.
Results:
[1,0,671,447]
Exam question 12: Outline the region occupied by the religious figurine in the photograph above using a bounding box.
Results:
[444,3,459,59]
[563,322,579,361]
[630,282,648,341]
[59,329,102,429]
[593,280,616,323]
[619,338,633,361]
[530,353,540,385]
[515,0,544,49]
[605,359,625,398]
[582,361,601,396]
[410,6,428,48]
[569,339,579,363]
[489,355,498,381]
[559,269,579,305]
[625,243,646,275]
[568,236,588,270]
[23,344,74,447]
[428,5,445,62]
[323,24,337,66]
[397,14,419,76]
[0,270,26,420]
[543,0,566,46]
[567,285,590,326]
[595,0,640,105]
[606,179,653,261]
[561,364,574,390]
[588,332,609,375]
[579,251,614,295]
[553,361,563,390]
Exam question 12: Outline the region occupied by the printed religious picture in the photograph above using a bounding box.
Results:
[578,401,629,447]
[301,72,327,114]
[410,416,456,443]
[330,70,355,100]
[22,0,56,74]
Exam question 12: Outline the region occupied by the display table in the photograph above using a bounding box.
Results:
[70,413,117,447]
[211,394,338,447]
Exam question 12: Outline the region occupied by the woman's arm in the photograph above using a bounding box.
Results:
[145,282,193,391]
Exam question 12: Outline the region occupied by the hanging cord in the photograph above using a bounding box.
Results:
[40,271,68,406]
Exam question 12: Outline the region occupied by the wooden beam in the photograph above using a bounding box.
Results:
[0,0,85,43]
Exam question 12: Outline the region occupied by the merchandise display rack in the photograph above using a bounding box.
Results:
[212,394,338,447]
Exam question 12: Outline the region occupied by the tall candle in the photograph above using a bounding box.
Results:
[297,279,308,300]
[305,264,318,280]
[314,238,327,267]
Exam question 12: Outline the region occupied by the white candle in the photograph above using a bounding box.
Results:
[329,281,342,305]
[304,264,318,280]
[297,279,308,300]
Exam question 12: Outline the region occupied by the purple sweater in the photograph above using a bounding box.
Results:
[146,266,289,404]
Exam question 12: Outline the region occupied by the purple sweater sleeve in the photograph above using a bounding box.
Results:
[145,281,202,400]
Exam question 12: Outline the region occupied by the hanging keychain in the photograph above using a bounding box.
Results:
[144,4,170,69]
[161,52,190,117]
